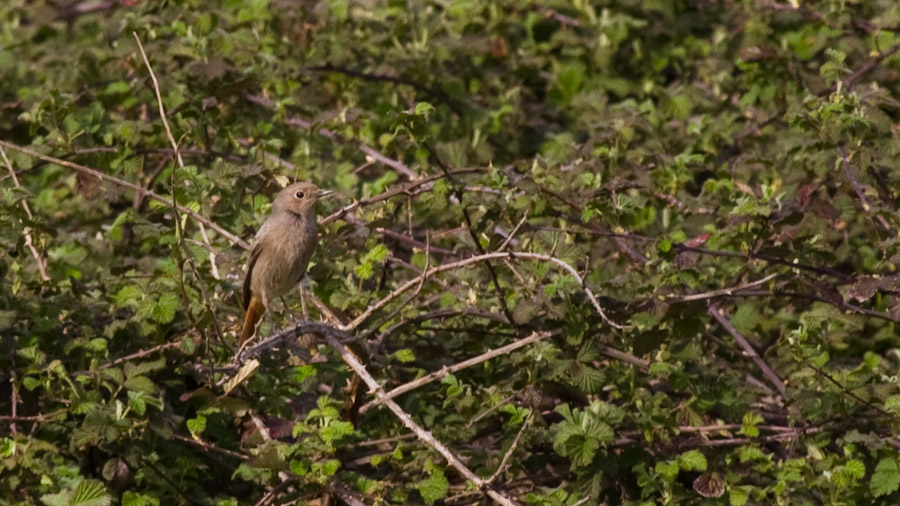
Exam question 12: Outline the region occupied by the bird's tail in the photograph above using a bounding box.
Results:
[239,295,265,345]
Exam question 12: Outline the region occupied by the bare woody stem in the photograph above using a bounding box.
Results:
[359,330,555,413]
[244,93,417,179]
[0,146,50,281]
[342,251,625,331]
[319,329,520,506]
[708,304,786,397]
[0,140,250,250]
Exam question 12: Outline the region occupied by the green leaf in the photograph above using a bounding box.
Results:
[187,415,207,437]
[729,486,752,506]
[414,102,435,116]
[124,376,156,394]
[679,450,708,471]
[70,479,112,506]
[417,466,449,504]
[845,459,866,479]
[872,458,900,497]
[122,491,160,506]
[151,292,179,324]
[289,459,310,476]
[293,365,316,383]
[393,348,415,363]
[320,420,354,446]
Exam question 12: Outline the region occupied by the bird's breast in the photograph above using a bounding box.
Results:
[251,214,318,300]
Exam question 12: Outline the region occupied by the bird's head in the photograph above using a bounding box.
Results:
[272,181,333,217]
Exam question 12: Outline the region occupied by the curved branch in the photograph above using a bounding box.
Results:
[343,251,626,331]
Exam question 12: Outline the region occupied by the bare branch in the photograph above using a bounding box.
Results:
[319,328,520,506]
[0,409,67,422]
[422,142,517,326]
[319,167,482,225]
[498,211,529,253]
[244,93,416,179]
[486,414,532,485]
[133,32,186,169]
[1,146,50,281]
[0,140,250,250]
[838,146,891,232]
[172,433,248,460]
[360,330,555,414]
[805,362,900,422]
[343,251,625,331]
[665,273,780,303]
[708,304,786,397]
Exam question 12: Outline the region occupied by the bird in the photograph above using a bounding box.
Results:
[239,181,332,344]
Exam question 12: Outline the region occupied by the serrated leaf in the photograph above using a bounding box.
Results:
[123,376,156,394]
[679,450,708,471]
[417,466,448,504]
[151,292,179,324]
[872,457,900,497]
[729,485,752,506]
[187,415,206,436]
[845,459,866,479]
[394,348,415,363]
[70,479,111,506]
[124,358,166,379]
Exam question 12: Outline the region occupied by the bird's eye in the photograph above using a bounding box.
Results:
[294,191,305,199]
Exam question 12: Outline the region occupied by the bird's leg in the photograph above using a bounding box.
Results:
[281,296,301,325]
[299,285,310,321]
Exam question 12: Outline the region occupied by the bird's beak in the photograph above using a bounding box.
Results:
[316,189,334,198]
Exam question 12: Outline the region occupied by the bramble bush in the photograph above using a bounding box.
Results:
[2,1,900,505]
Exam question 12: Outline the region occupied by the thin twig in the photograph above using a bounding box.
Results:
[486,414,532,485]
[253,479,293,506]
[198,223,221,280]
[319,168,483,225]
[498,211,529,253]
[0,409,67,422]
[377,228,462,257]
[838,146,891,232]
[467,395,517,428]
[805,362,900,422]
[134,34,227,352]
[99,341,180,371]
[343,251,625,331]
[733,289,898,323]
[422,142,517,326]
[133,32,185,169]
[665,273,780,302]
[708,304,786,397]
[0,146,50,281]
[360,331,554,414]
[0,140,250,249]
[172,433,248,460]
[356,433,417,447]
[244,93,417,179]
[596,343,649,370]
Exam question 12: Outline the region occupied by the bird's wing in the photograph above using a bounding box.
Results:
[243,239,263,311]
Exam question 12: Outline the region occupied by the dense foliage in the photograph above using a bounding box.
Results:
[3,0,900,504]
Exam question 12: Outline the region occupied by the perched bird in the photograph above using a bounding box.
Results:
[240,181,332,344]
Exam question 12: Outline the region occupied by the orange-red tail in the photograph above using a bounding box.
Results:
[239,295,265,345]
